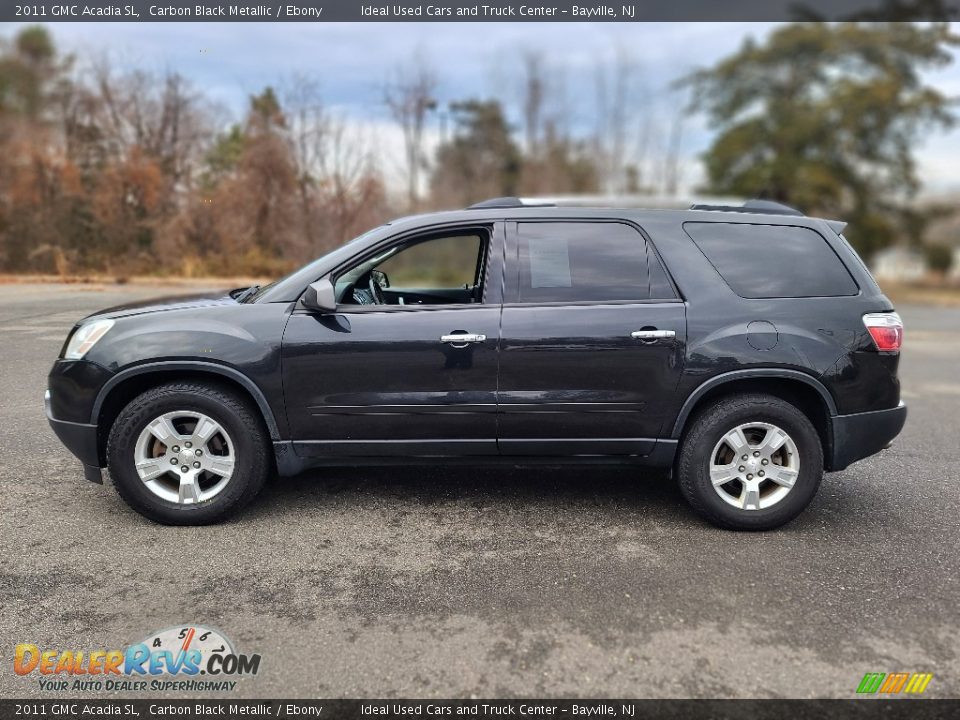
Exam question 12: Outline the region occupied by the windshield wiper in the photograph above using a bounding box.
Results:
[233,285,260,303]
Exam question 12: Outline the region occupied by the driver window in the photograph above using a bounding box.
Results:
[338,232,487,307]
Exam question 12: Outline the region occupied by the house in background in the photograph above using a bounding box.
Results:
[871,246,926,283]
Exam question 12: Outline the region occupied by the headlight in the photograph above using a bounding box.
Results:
[64,319,115,360]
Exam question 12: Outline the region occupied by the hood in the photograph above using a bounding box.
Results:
[82,291,237,322]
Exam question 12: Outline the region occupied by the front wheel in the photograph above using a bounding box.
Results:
[676,393,823,530]
[107,382,271,525]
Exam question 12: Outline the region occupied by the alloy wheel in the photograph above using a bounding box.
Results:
[708,422,800,511]
[133,411,235,505]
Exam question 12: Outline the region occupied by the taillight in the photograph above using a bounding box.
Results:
[863,312,903,352]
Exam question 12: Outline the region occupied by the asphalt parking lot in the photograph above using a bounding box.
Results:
[1,282,958,699]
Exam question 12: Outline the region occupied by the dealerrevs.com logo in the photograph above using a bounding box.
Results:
[14,625,261,692]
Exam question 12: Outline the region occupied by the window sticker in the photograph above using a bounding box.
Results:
[528,236,572,288]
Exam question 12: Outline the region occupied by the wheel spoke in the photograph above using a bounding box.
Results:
[724,427,751,454]
[178,473,202,504]
[193,416,220,445]
[136,458,168,482]
[741,482,761,510]
[768,465,798,488]
[758,427,788,455]
[147,416,182,445]
[710,462,739,487]
[207,456,235,478]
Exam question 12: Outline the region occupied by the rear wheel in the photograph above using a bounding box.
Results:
[107,382,271,525]
[676,393,823,530]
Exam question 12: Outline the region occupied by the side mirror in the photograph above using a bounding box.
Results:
[301,278,337,313]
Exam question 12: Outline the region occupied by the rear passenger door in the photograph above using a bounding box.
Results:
[497,220,686,456]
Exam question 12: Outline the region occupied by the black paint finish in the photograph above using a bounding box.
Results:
[46,205,905,477]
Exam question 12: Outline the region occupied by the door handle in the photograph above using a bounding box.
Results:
[440,333,486,345]
[631,329,676,340]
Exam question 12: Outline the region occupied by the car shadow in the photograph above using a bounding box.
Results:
[242,463,688,521]
[235,462,895,536]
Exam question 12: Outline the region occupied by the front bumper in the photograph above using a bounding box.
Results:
[45,390,103,483]
[829,401,907,471]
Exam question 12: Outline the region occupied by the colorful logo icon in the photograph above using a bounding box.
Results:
[857,672,933,695]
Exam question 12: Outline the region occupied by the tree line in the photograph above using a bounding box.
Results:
[0,22,956,278]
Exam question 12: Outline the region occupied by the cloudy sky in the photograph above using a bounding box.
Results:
[7,21,960,197]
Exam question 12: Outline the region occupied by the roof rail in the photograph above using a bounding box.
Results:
[467,196,556,210]
[689,199,804,217]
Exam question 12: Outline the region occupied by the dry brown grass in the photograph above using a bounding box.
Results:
[881,282,960,307]
[0,273,270,288]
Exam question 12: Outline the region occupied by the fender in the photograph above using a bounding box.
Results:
[91,361,281,439]
[670,368,838,439]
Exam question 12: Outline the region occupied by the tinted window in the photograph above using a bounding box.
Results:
[684,222,858,298]
[377,234,483,290]
[517,222,656,303]
[335,231,487,305]
[647,246,676,300]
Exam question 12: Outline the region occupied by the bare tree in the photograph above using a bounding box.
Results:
[384,51,438,211]
[520,51,546,156]
[660,97,686,196]
[316,117,386,250]
[88,57,213,194]
[592,47,637,194]
[282,74,329,255]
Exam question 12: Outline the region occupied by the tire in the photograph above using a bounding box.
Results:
[676,393,823,530]
[107,381,271,525]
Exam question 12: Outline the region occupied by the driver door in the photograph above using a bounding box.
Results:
[281,223,504,457]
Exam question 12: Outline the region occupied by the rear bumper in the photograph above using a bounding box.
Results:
[45,391,103,483]
[829,401,907,471]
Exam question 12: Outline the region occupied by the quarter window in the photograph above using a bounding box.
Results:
[516,222,669,303]
[684,222,858,298]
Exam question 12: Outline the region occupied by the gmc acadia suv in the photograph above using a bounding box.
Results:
[46,198,906,529]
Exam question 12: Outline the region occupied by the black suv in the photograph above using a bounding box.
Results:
[46,198,906,529]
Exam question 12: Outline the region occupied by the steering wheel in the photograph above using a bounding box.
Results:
[368,274,386,305]
[349,272,387,305]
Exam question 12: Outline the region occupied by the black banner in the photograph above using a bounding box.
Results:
[3,0,960,23]
[2,700,960,719]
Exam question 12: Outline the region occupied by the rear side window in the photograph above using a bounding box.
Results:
[516,221,674,303]
[684,222,858,298]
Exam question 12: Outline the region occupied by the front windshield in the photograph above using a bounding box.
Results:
[246,225,389,303]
